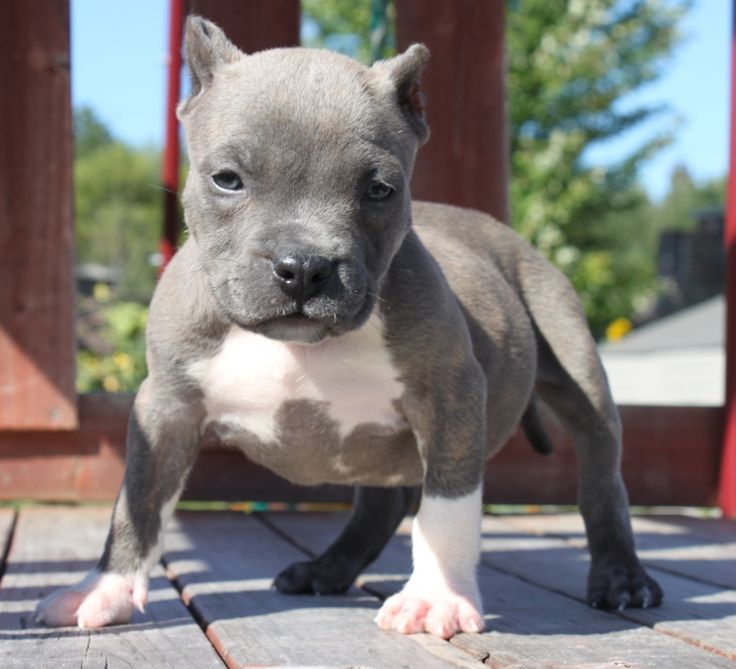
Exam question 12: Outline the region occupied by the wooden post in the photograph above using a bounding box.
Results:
[394,0,508,222]
[187,0,300,53]
[720,0,736,518]
[0,0,77,429]
[160,0,186,269]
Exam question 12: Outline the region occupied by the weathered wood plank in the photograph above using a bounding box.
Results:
[644,514,736,542]
[163,511,482,669]
[0,507,224,669]
[0,0,76,430]
[0,395,723,508]
[505,513,736,590]
[478,514,736,661]
[486,404,723,507]
[269,512,736,668]
[0,394,129,501]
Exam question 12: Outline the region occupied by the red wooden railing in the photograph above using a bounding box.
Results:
[160,0,185,270]
[0,0,729,511]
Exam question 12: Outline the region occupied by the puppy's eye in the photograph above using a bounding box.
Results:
[364,180,394,202]
[212,170,244,192]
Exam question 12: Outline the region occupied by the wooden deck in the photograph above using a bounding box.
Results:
[0,506,734,668]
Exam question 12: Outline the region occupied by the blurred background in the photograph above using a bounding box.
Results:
[70,0,727,407]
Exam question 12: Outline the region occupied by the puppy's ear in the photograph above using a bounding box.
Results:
[179,16,242,116]
[373,44,430,145]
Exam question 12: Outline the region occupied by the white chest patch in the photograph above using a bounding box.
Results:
[188,315,407,443]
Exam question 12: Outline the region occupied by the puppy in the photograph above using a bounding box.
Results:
[36,17,662,638]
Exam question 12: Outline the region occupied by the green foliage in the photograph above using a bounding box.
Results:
[72,3,713,397]
[74,107,113,156]
[74,106,162,301]
[302,0,395,62]
[650,165,726,232]
[585,166,726,331]
[74,106,160,391]
[507,0,689,335]
[76,301,148,393]
[303,0,692,336]
[569,189,659,328]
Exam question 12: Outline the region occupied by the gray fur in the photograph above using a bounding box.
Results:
[217,400,423,488]
[37,16,661,630]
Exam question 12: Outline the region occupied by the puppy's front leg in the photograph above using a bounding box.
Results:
[35,380,202,629]
[375,360,487,639]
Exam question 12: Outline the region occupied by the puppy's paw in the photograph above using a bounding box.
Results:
[35,570,147,629]
[274,557,355,595]
[587,561,663,611]
[375,586,484,639]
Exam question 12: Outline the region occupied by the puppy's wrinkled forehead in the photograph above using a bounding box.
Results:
[178,16,429,170]
[195,51,400,160]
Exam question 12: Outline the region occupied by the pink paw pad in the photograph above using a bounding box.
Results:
[34,571,146,629]
[375,590,484,639]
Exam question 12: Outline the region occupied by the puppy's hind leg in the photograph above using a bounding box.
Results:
[35,380,203,628]
[525,268,662,610]
[274,485,419,595]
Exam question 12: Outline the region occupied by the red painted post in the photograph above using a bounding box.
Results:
[0,0,77,429]
[720,1,736,517]
[160,0,185,270]
[394,0,508,222]
[187,0,300,53]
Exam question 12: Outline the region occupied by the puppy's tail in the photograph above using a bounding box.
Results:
[521,397,554,456]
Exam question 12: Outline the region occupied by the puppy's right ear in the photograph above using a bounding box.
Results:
[372,44,430,145]
[179,16,242,116]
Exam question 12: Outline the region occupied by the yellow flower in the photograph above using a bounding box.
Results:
[103,375,121,392]
[93,282,111,302]
[113,351,133,371]
[606,317,632,342]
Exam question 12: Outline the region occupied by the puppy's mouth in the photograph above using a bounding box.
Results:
[250,311,334,344]
[248,294,376,343]
[271,313,313,326]
[215,280,377,344]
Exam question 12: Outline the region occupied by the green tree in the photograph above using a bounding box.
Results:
[302,0,395,63]
[74,106,114,156]
[303,0,690,336]
[73,107,161,391]
[651,165,726,232]
[76,301,148,393]
[74,106,162,300]
[507,0,688,335]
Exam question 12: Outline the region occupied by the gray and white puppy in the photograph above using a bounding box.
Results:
[36,17,662,638]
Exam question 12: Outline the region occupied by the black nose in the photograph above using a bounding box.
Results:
[272,253,335,299]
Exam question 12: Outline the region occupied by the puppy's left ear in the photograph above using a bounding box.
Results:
[373,44,430,145]
[178,15,242,117]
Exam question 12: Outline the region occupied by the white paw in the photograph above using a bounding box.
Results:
[375,585,484,639]
[34,570,148,629]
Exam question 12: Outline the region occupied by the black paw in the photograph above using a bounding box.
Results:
[587,561,663,610]
[274,557,356,595]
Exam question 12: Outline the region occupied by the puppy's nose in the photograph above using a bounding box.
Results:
[272,253,334,299]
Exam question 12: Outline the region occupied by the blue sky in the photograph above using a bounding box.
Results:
[71,0,729,202]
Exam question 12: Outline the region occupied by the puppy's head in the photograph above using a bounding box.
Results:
[178,16,429,343]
